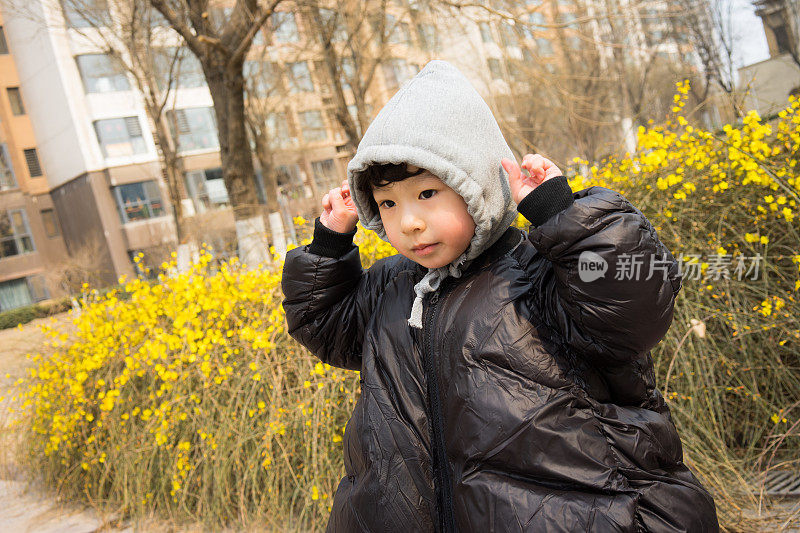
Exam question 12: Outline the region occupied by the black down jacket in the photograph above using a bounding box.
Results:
[281,181,719,532]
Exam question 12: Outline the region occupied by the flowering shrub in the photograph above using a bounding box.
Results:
[568,82,800,527]
[5,83,800,529]
[8,248,367,527]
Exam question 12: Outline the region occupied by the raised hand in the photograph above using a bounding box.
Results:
[501,154,562,205]
[320,179,359,233]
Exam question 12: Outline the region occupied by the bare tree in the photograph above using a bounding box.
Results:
[434,0,717,162]
[147,0,283,228]
[674,0,749,116]
[243,57,284,216]
[303,0,397,154]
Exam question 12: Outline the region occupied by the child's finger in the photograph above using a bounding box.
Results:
[322,192,331,210]
[522,154,546,183]
[543,161,562,179]
[501,158,521,188]
[329,187,345,210]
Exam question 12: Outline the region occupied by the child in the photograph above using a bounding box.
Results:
[281,61,718,532]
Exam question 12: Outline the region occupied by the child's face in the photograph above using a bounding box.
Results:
[372,167,475,269]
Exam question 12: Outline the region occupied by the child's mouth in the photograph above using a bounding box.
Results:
[413,243,438,256]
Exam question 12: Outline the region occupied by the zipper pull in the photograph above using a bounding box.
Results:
[430,292,440,304]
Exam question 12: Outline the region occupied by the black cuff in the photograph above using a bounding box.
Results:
[307,217,357,258]
[516,175,574,227]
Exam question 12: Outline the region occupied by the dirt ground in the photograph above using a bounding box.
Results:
[0,312,74,383]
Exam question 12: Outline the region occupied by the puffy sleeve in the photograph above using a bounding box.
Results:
[281,218,401,371]
[517,176,682,368]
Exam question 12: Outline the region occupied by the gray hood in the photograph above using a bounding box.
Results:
[347,60,518,328]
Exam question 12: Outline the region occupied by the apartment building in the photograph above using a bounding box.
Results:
[0,0,445,304]
[0,0,700,311]
[739,0,800,117]
[0,9,70,311]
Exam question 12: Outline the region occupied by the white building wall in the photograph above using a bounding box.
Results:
[3,0,218,188]
[739,54,800,116]
[3,0,92,189]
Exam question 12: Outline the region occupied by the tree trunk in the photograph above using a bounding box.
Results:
[252,132,280,214]
[205,60,263,222]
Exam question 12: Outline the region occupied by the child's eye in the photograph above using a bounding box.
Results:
[378,199,395,209]
[420,189,437,200]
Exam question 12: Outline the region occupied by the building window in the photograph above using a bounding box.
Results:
[311,159,337,189]
[286,61,315,93]
[94,117,147,158]
[772,23,794,55]
[0,27,9,54]
[76,54,131,93]
[529,11,546,27]
[244,60,277,98]
[7,87,25,115]
[318,8,348,43]
[340,56,355,92]
[487,58,504,80]
[276,164,302,187]
[299,110,327,143]
[0,278,33,311]
[23,148,43,177]
[41,209,60,238]
[112,180,165,224]
[184,168,229,213]
[272,11,300,43]
[154,47,206,90]
[417,23,437,51]
[386,14,411,45]
[382,58,412,91]
[266,112,295,147]
[536,37,554,56]
[167,107,219,152]
[0,209,35,259]
[61,0,110,28]
[0,144,17,191]
[646,28,664,47]
[147,7,168,28]
[560,12,577,26]
[479,22,494,43]
[500,24,518,47]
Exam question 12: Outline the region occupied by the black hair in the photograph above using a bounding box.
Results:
[357,162,426,216]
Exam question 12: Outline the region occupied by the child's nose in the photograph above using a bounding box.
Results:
[400,209,425,234]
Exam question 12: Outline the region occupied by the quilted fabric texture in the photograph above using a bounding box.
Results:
[281,182,719,532]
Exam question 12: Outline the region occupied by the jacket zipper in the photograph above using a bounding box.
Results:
[423,283,457,533]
